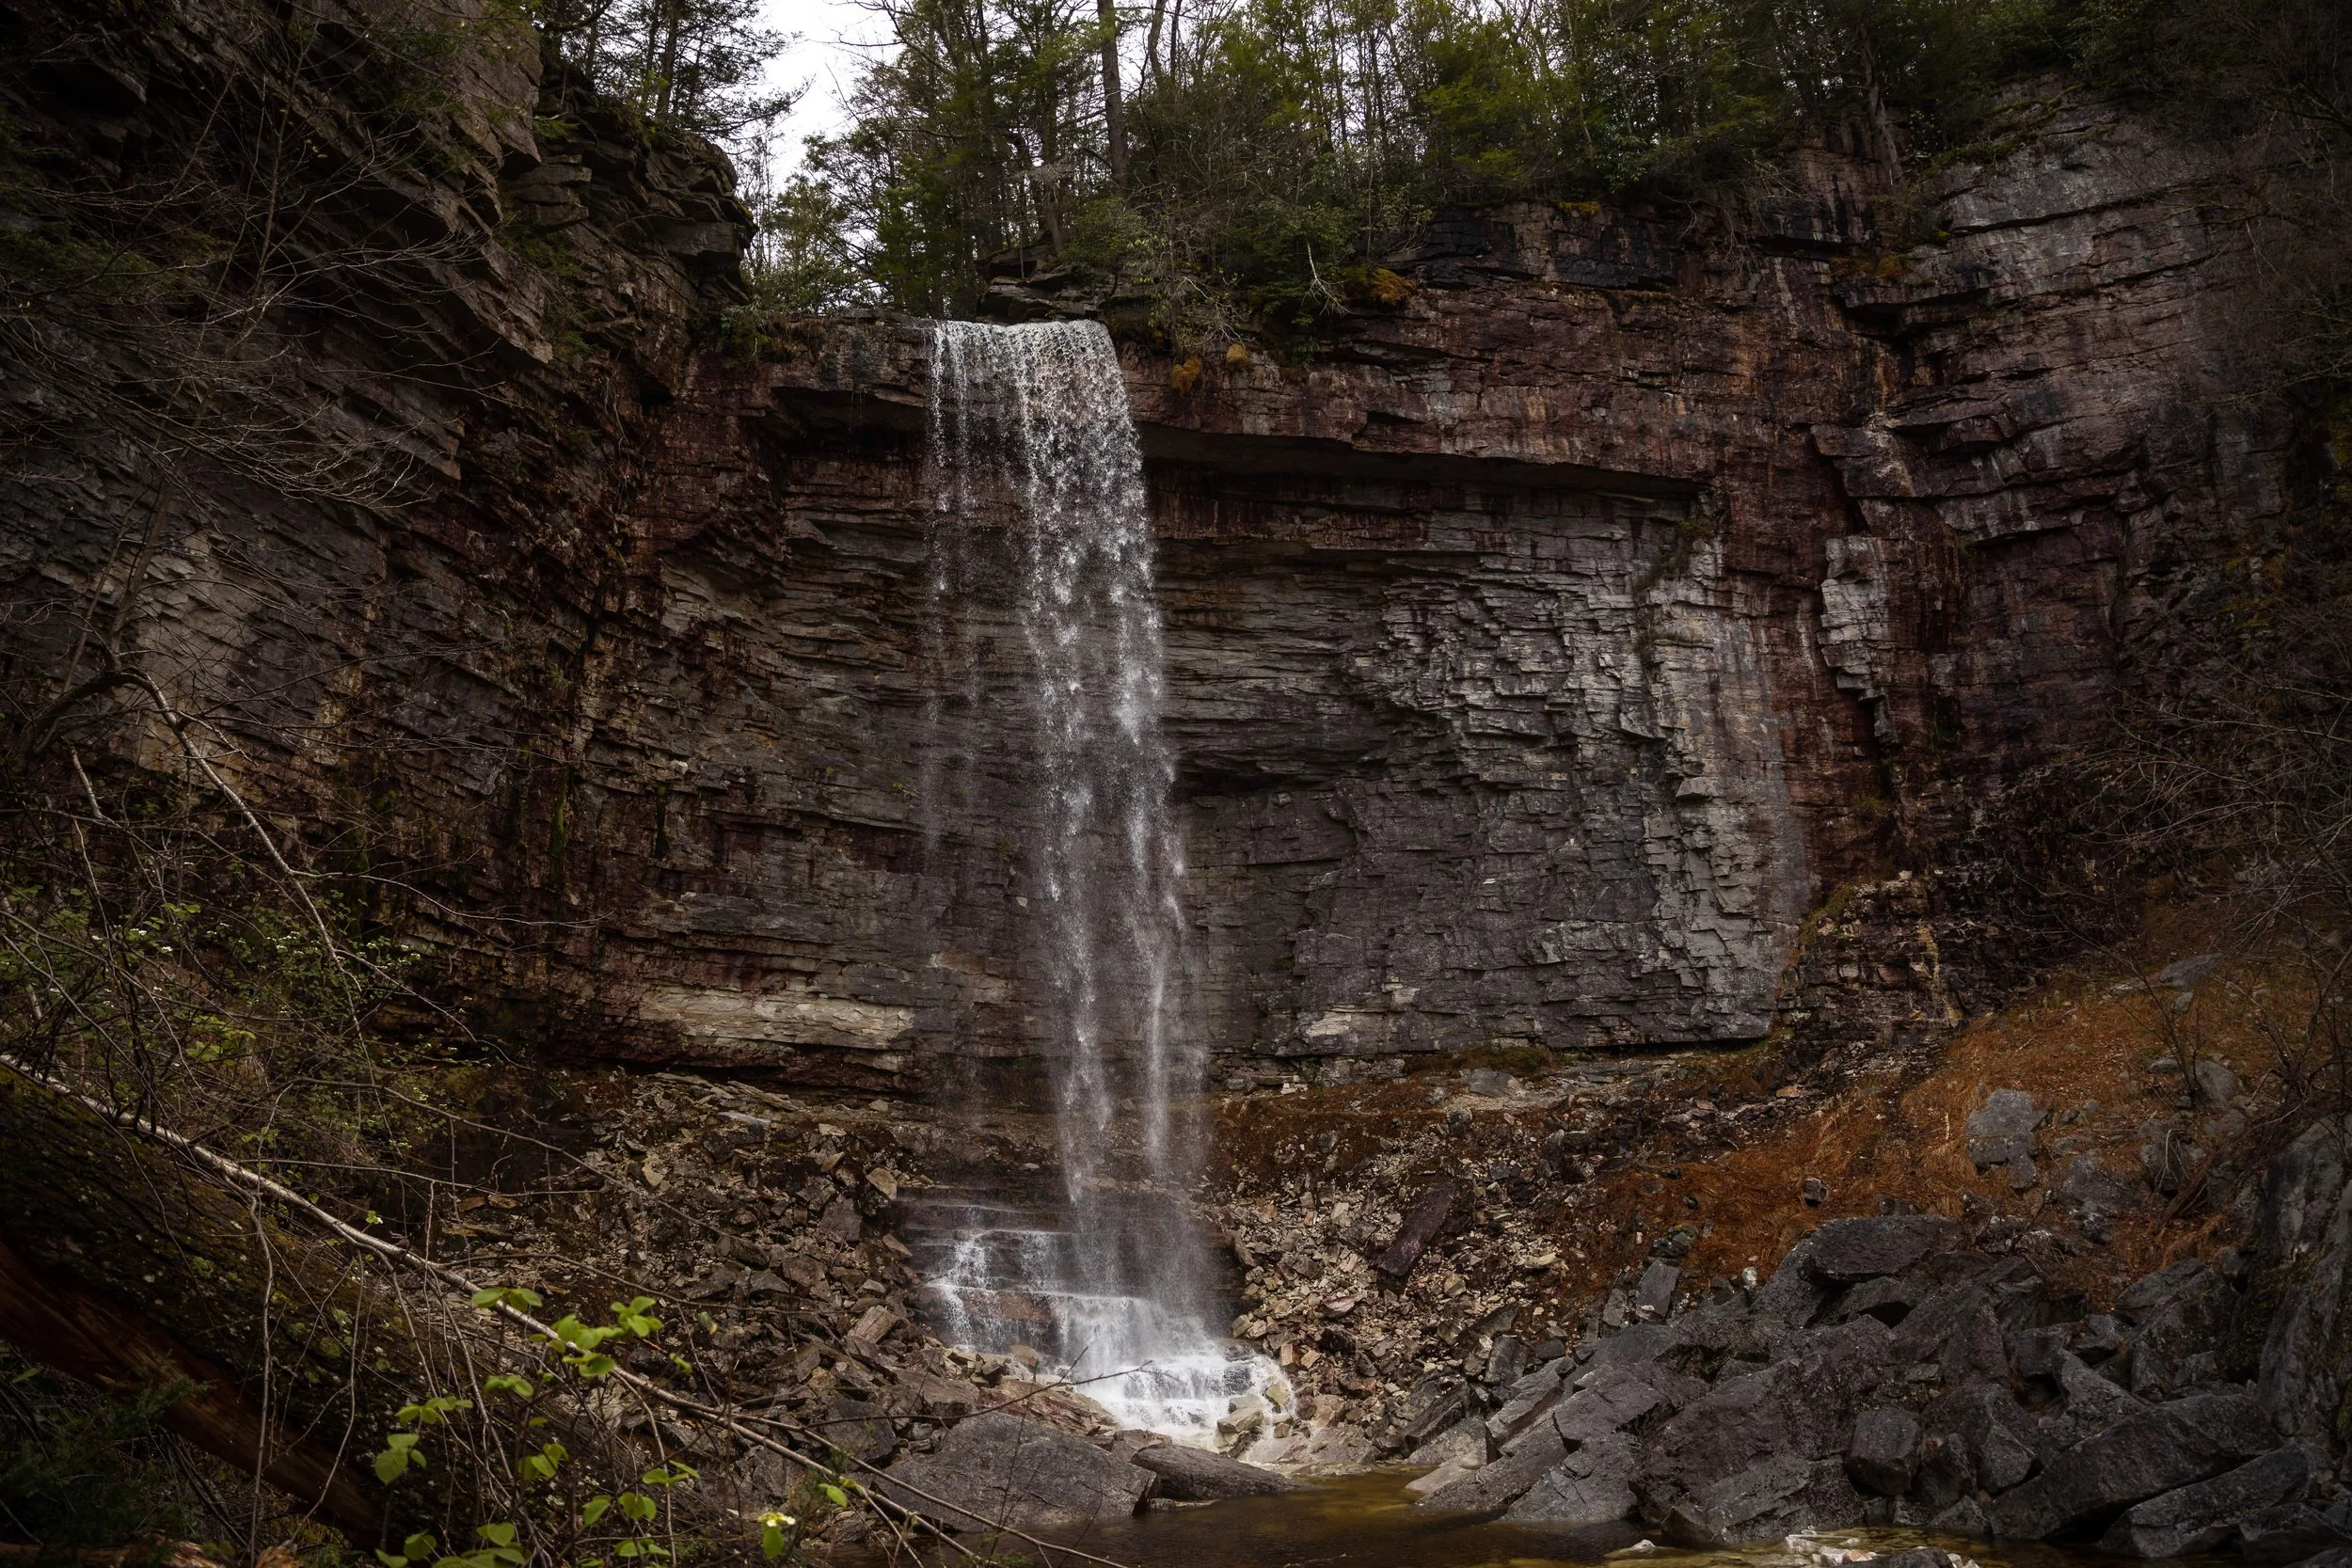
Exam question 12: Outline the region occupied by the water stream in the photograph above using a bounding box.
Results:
[910,319,1283,1441]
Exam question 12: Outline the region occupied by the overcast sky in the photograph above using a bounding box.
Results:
[756,0,882,173]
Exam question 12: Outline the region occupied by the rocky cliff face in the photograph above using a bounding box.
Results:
[0,20,2295,1087]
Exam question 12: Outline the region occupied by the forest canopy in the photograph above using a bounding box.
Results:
[578,0,2341,332]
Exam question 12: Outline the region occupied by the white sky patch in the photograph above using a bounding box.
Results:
[755,0,889,177]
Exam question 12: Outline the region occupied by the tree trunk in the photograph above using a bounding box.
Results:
[0,1070,446,1541]
[1099,0,1127,186]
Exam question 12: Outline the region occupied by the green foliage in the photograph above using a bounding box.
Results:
[800,0,2066,325]
[0,1353,196,1550]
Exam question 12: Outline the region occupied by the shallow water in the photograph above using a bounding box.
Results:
[990,1472,2133,1568]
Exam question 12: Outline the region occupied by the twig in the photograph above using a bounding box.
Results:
[0,1053,1139,1568]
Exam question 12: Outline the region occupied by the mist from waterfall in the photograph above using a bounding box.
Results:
[912,319,1279,1442]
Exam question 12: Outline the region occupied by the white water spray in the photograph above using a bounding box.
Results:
[913,320,1283,1442]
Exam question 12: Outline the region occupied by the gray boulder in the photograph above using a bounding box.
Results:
[1415,1424,1565,1513]
[1989,1389,2280,1539]
[2249,1118,2352,1466]
[1967,1089,2043,1170]
[1505,1433,1640,1525]
[1483,1360,1569,1447]
[1549,1364,1669,1444]
[2056,1155,2143,1239]
[2235,1503,2352,1562]
[2099,1446,2311,1558]
[1129,1440,1305,1500]
[1927,1382,2035,1492]
[879,1412,1151,1531]
[1754,1217,1960,1326]
[1661,1453,1865,1546]
[1636,1260,1681,1319]
[1911,1432,1977,1512]
[1845,1406,1921,1496]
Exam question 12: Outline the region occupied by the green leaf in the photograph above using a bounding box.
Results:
[472,1286,545,1310]
[618,1491,658,1522]
[404,1533,437,1561]
[571,1352,615,1378]
[819,1483,847,1507]
[476,1524,516,1548]
[484,1374,535,1399]
[581,1495,612,1528]
[614,1543,642,1560]
[374,1449,412,1484]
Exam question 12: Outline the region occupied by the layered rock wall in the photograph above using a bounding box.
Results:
[0,29,2296,1085]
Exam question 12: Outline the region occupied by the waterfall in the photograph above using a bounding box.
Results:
[911,320,1281,1442]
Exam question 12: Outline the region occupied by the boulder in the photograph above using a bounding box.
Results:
[1505,1433,1640,1525]
[1754,1216,1961,1326]
[1636,1260,1681,1319]
[1389,1374,1474,1451]
[1927,1497,1994,1539]
[2056,1155,2143,1240]
[1635,1317,1891,1525]
[2235,1503,2352,1562]
[1661,1453,1865,1546]
[819,1395,898,1464]
[1483,1360,1568,1447]
[1927,1382,2035,1492]
[1413,1412,1492,1471]
[1549,1364,1669,1444]
[878,1412,1152,1531]
[1415,1424,1565,1513]
[1910,1433,1977,1512]
[1130,1440,1306,1500]
[1845,1406,1921,1496]
[1967,1089,2043,1170]
[2099,1447,2312,1558]
[1989,1390,2280,1540]
[2249,1118,2352,1467]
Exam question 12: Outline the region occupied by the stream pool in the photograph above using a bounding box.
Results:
[987,1472,2127,1568]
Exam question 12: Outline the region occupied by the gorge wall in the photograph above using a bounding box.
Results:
[0,9,2296,1087]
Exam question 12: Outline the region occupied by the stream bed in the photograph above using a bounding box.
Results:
[1001,1473,2123,1568]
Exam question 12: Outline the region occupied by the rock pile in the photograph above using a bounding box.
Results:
[1381,1142,2352,1561]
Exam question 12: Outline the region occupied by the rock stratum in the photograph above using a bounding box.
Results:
[0,1,2295,1090]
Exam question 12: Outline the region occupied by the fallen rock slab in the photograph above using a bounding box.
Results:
[2099,1447,2312,1559]
[879,1412,1152,1531]
[1989,1390,2280,1540]
[1505,1433,1640,1525]
[1415,1424,1565,1513]
[1129,1440,1306,1500]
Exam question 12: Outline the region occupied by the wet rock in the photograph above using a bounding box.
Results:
[1661,1453,1865,1547]
[1130,1440,1306,1499]
[1412,1413,1492,1472]
[1928,1383,2035,1493]
[1217,1392,1269,1449]
[1388,1374,1474,1452]
[2116,1260,2233,1398]
[1549,1364,1669,1444]
[2234,1503,2352,1562]
[1966,1089,2044,1170]
[1415,1423,1565,1513]
[1846,1406,1921,1495]
[1486,1334,1527,1386]
[1910,1433,1977,1512]
[1753,1217,1957,1325]
[879,1412,1151,1530]
[1506,1433,1640,1524]
[1926,1497,1994,1539]
[2099,1447,2312,1558]
[1484,1361,1569,1447]
[1989,1389,2280,1539]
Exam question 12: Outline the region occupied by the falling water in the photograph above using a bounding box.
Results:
[912,320,1282,1442]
